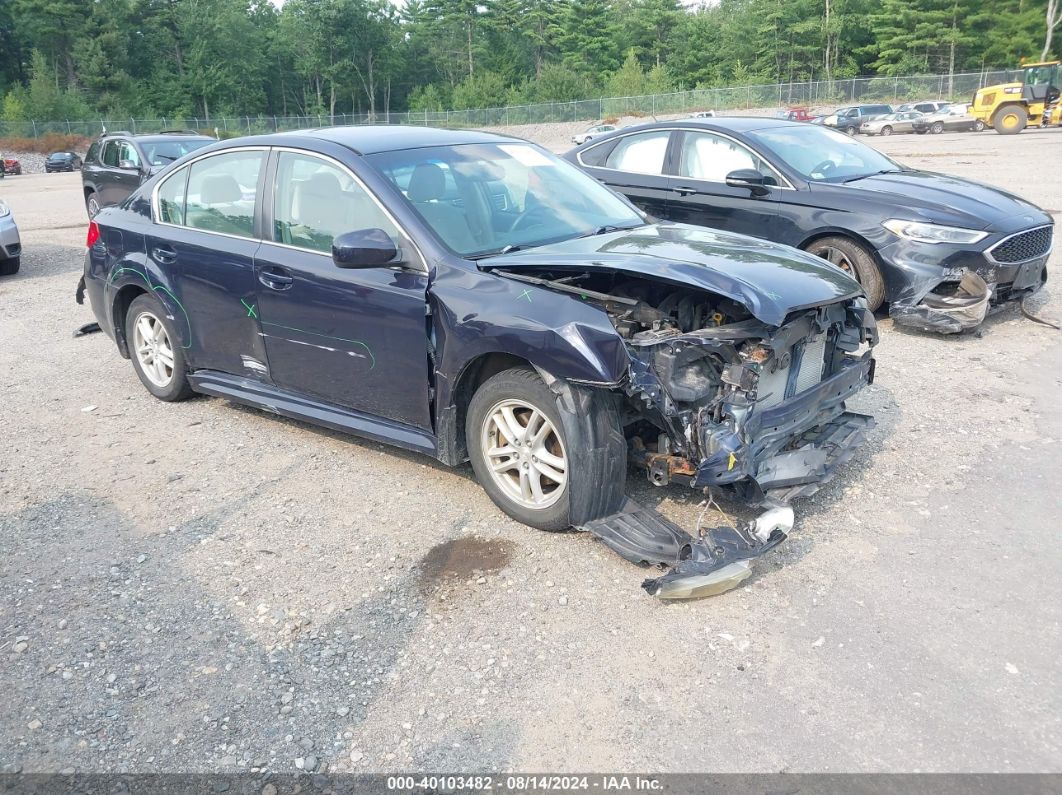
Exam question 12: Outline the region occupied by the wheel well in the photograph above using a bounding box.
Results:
[449,352,534,462]
[84,185,96,200]
[798,230,878,259]
[992,102,1028,120]
[112,285,147,358]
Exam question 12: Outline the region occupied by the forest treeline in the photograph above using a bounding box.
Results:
[0,0,1057,122]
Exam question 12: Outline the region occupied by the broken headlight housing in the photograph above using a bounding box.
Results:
[882,219,988,245]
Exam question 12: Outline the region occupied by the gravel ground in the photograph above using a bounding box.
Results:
[0,129,1060,776]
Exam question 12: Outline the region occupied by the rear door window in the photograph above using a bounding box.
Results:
[184,150,264,238]
[604,131,670,174]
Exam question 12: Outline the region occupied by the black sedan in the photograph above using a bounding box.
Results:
[78,125,877,599]
[566,118,1052,333]
[45,151,83,172]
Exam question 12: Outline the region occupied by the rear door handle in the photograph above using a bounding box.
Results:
[151,246,177,265]
[674,186,698,196]
[259,268,294,290]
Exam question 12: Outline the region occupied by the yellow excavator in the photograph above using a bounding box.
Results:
[970,61,1061,134]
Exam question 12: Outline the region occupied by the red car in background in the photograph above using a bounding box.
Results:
[784,107,815,122]
[2,158,22,175]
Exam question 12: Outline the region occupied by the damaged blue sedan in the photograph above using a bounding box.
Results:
[78,126,878,598]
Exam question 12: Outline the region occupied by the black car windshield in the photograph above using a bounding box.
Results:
[747,125,903,183]
[367,143,645,258]
[140,139,212,166]
[49,153,72,160]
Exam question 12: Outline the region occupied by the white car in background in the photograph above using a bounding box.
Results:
[0,199,21,275]
[572,124,618,145]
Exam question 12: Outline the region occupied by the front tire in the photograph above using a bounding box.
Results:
[467,368,573,531]
[126,294,194,402]
[993,105,1027,135]
[930,121,944,134]
[804,236,886,311]
[973,119,985,132]
[881,125,893,136]
[0,256,20,276]
[845,126,857,136]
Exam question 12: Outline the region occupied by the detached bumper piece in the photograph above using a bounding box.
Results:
[581,499,793,600]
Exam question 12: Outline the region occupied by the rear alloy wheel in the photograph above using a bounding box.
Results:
[880,125,893,136]
[805,236,885,311]
[930,121,944,134]
[126,294,194,402]
[467,368,572,531]
[994,105,1027,135]
[86,192,101,218]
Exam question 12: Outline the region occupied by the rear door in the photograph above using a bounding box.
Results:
[576,130,674,219]
[145,147,268,375]
[253,148,432,429]
[664,129,781,240]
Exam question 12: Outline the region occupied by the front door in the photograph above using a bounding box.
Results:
[254,149,432,430]
[665,130,781,241]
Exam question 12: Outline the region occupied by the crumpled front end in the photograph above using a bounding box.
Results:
[883,225,1051,334]
[624,300,878,504]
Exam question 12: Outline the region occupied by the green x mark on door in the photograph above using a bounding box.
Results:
[240,298,258,319]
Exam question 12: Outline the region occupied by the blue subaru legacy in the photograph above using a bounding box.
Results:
[78,126,878,598]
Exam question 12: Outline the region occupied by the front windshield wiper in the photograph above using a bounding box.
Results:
[842,168,904,184]
[577,222,647,238]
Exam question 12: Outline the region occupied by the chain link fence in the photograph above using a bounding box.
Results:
[0,69,1016,140]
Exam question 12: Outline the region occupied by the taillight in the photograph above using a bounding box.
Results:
[86,221,100,248]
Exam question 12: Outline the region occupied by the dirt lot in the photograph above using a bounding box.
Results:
[1,128,1060,776]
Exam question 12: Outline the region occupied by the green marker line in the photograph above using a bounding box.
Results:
[107,266,192,349]
[240,298,258,318]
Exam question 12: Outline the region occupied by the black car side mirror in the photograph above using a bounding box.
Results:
[726,169,771,196]
[332,228,400,269]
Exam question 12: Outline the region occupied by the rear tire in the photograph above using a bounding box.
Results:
[804,236,885,311]
[0,256,20,276]
[467,368,574,531]
[86,192,101,218]
[845,125,857,136]
[125,294,194,402]
[993,105,1027,135]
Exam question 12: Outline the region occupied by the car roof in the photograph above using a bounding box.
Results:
[273,125,522,155]
[596,117,808,135]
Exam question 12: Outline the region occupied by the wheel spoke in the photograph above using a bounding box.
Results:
[491,457,519,473]
[534,448,566,472]
[532,459,566,486]
[499,406,526,444]
[527,468,545,502]
[156,349,174,369]
[137,316,155,344]
[519,469,533,502]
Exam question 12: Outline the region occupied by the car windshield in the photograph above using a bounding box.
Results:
[367,142,645,258]
[747,124,903,183]
[140,139,212,166]
[49,153,70,160]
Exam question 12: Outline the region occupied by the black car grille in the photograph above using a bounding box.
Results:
[989,225,1053,263]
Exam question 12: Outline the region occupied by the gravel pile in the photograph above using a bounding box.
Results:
[2,152,51,176]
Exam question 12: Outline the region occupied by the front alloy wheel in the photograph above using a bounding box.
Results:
[481,399,567,510]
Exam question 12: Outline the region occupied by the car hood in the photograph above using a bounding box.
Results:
[479,223,862,327]
[814,170,1051,233]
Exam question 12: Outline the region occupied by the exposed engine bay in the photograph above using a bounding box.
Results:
[498,267,878,599]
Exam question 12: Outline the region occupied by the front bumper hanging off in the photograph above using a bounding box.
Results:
[582,499,795,600]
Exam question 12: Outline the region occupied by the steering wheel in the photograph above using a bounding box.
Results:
[509,205,555,233]
[810,160,838,178]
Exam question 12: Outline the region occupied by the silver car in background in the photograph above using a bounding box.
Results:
[571,123,618,145]
[0,199,21,275]
[861,110,925,136]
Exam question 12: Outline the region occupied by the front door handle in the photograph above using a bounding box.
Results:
[259,268,294,290]
[151,246,177,265]
[674,186,698,196]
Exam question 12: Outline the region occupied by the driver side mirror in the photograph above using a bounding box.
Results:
[118,159,139,171]
[726,169,771,196]
[332,228,400,269]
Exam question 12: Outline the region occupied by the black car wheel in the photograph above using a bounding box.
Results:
[804,237,885,311]
[467,367,576,531]
[0,256,20,276]
[930,121,944,134]
[86,192,101,218]
[126,294,195,402]
[973,119,985,132]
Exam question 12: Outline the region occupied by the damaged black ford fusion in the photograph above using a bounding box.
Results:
[79,126,876,600]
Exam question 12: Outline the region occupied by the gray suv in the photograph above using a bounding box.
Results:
[828,104,894,135]
[82,130,214,217]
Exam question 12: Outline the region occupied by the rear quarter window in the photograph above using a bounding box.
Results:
[86,142,100,163]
